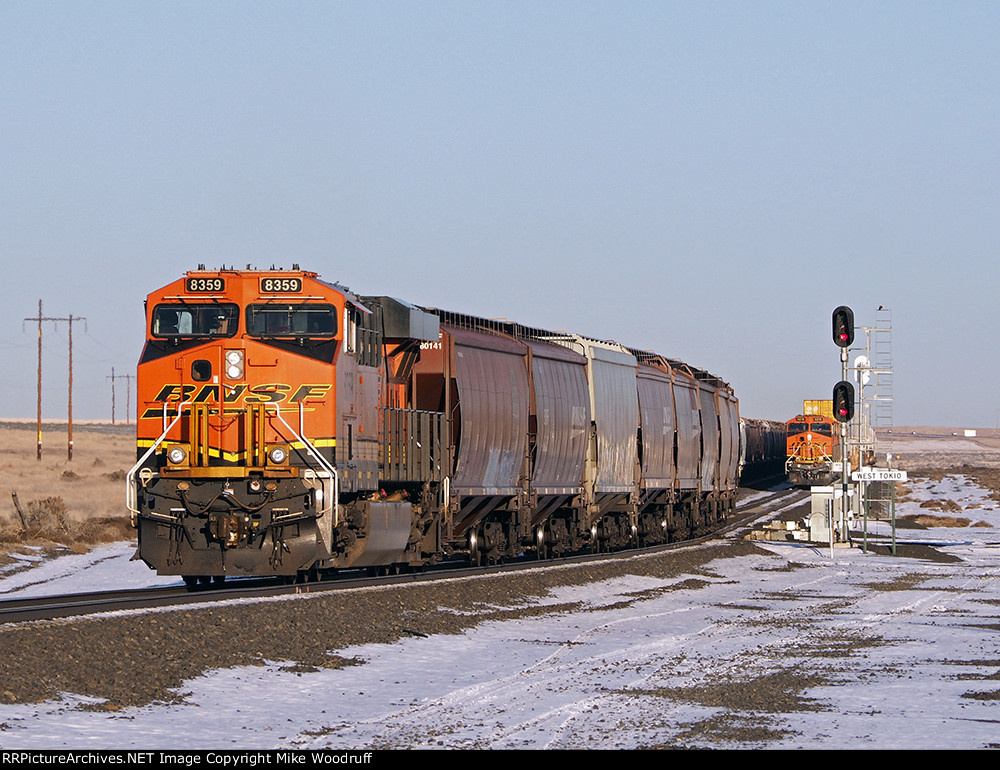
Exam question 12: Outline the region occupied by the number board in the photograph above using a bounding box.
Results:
[260,277,302,293]
[185,277,225,293]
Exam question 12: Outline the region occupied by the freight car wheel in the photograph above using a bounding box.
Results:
[535,527,547,560]
[590,523,602,554]
[469,528,482,567]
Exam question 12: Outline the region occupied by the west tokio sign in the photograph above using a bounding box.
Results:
[851,468,908,482]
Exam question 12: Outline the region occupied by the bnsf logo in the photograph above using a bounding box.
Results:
[142,383,331,417]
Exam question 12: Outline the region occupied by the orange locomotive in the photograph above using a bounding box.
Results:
[127,267,430,584]
[785,414,840,487]
[128,266,747,584]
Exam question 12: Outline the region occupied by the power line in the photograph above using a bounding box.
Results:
[107,367,135,424]
[23,300,87,460]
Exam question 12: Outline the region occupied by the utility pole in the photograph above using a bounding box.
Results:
[109,367,116,424]
[107,368,136,424]
[67,314,82,460]
[24,302,86,460]
[31,301,41,460]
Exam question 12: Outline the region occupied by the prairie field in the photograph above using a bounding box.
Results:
[0,422,136,562]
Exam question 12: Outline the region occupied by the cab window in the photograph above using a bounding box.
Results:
[152,304,239,338]
[246,304,338,337]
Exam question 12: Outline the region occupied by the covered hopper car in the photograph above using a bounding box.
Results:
[127,267,776,583]
[739,418,787,485]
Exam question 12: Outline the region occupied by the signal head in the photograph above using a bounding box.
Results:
[833,380,855,422]
[832,306,855,348]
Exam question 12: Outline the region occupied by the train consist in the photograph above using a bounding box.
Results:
[127,267,785,583]
[785,413,841,487]
[740,418,787,484]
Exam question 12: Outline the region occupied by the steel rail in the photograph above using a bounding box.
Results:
[0,486,804,626]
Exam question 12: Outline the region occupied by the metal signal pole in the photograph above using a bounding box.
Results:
[832,306,856,550]
[840,347,850,543]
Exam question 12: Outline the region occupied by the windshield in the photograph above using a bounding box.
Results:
[152,304,239,338]
[246,303,338,337]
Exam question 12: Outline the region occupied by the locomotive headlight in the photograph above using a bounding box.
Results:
[166,445,188,465]
[225,349,244,380]
[267,445,289,465]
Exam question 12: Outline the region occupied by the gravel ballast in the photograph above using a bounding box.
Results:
[0,542,757,709]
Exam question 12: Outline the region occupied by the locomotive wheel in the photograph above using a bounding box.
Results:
[365,565,401,577]
[182,576,198,588]
[294,567,320,583]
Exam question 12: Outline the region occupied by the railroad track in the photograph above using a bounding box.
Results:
[0,485,806,626]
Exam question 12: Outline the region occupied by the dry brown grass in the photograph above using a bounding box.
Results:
[897,514,974,529]
[0,424,136,557]
[897,465,1000,529]
[918,498,964,513]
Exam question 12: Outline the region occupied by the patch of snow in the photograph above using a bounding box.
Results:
[0,542,179,597]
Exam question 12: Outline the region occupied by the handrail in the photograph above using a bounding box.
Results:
[126,401,191,524]
[265,402,339,526]
[127,400,340,528]
[786,439,833,467]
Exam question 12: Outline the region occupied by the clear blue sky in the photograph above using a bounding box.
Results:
[2,1,997,427]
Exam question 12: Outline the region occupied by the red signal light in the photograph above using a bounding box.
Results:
[832,306,855,348]
[833,380,855,423]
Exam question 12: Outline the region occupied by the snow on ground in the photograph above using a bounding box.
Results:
[0,542,178,597]
[2,476,1000,749]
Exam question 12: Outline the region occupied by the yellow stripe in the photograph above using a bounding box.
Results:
[136,438,336,463]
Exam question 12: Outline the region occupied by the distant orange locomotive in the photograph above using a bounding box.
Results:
[128,266,770,584]
[785,414,840,487]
